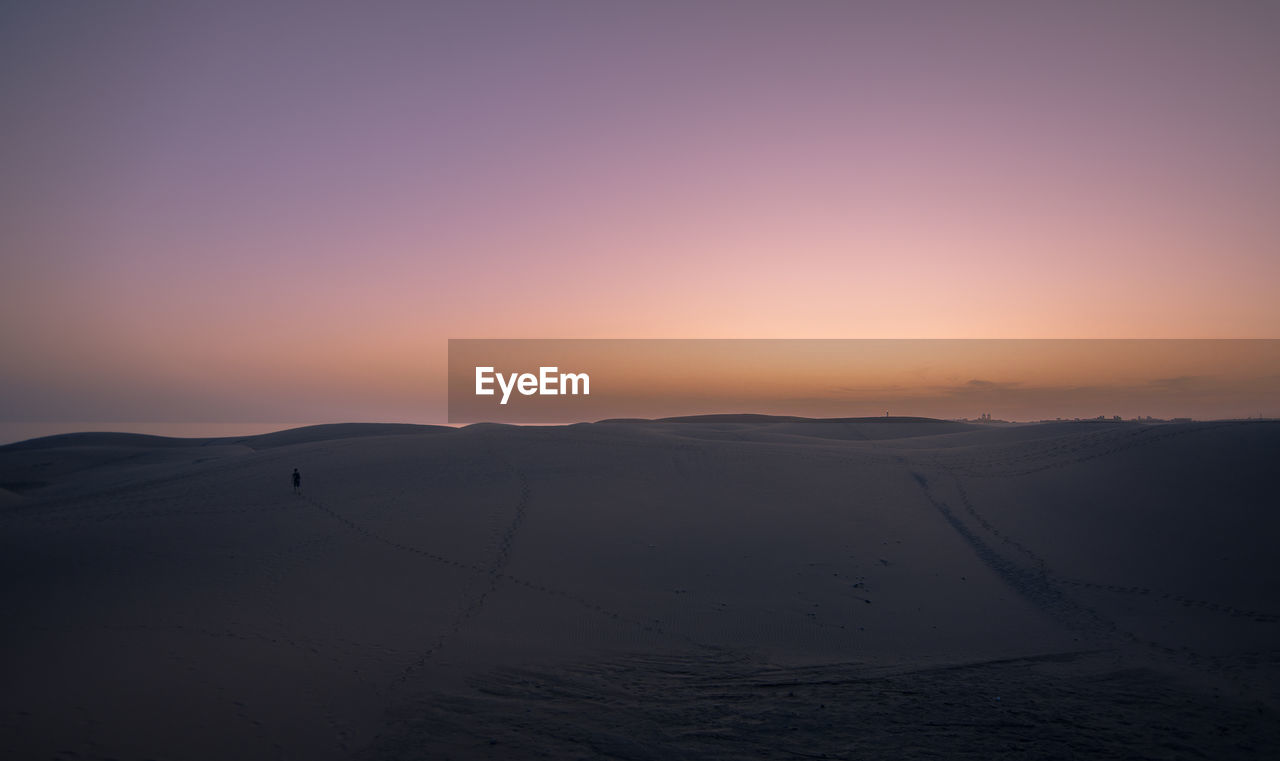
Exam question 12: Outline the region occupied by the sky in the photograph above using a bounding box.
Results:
[2,1,1278,425]
[447,339,1280,422]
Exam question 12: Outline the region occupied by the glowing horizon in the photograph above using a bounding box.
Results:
[447,340,1280,423]
[3,2,1278,425]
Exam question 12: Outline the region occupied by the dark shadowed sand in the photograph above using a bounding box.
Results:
[1,418,1277,759]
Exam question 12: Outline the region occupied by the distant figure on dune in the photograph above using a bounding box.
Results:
[292,468,302,494]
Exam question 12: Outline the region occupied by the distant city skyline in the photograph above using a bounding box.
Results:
[3,2,1279,426]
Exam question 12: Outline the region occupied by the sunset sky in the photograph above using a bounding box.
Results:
[3,1,1278,426]
[448,340,1280,422]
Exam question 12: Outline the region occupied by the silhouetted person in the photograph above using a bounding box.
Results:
[292,468,301,494]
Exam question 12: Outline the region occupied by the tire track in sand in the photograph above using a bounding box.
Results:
[908,461,1280,703]
[301,435,679,690]
[391,434,532,684]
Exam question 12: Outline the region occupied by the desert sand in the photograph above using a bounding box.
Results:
[1,417,1277,759]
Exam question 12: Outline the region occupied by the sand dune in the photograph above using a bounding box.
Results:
[1,417,1277,759]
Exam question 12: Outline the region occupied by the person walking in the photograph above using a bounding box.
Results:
[292,468,302,494]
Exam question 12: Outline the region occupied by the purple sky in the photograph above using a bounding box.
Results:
[3,1,1278,424]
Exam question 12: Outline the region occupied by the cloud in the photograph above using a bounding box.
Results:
[949,379,1023,395]
[1145,375,1205,390]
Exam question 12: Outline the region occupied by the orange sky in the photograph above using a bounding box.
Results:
[448,340,1280,423]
